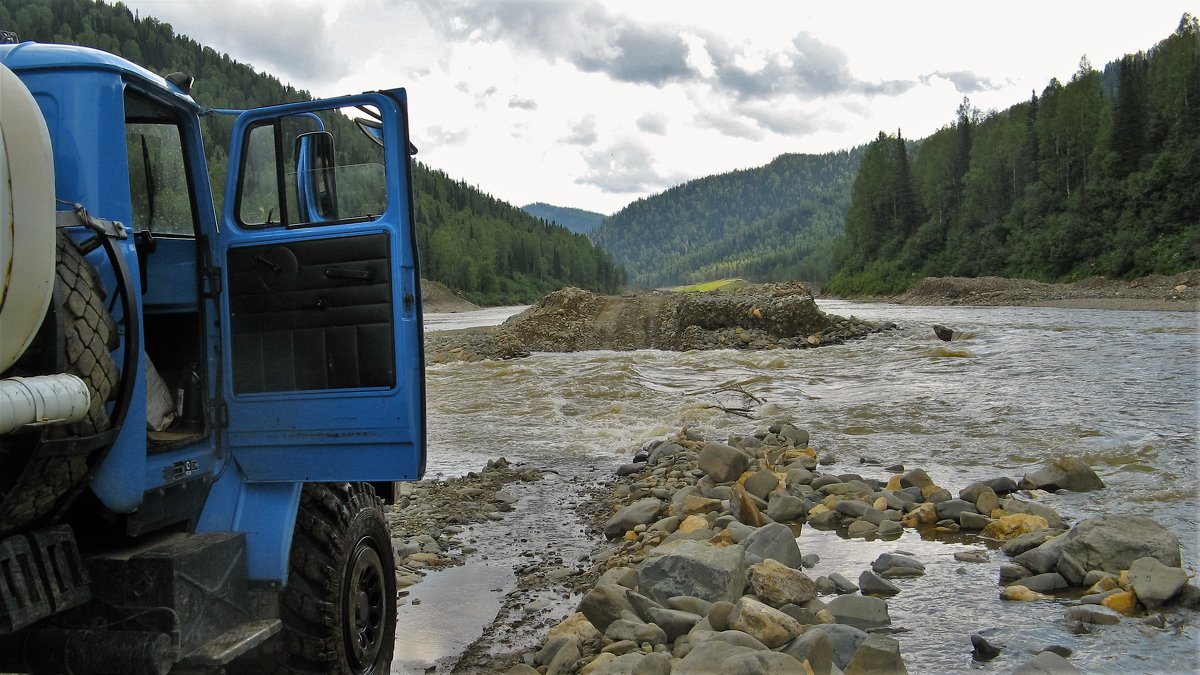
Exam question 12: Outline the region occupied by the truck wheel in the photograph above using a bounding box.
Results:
[0,231,118,535]
[248,482,397,674]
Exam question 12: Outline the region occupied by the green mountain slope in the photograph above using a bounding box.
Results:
[521,202,607,235]
[592,150,862,287]
[1,0,623,305]
[828,14,1200,294]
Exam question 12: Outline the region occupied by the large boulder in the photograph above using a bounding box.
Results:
[1058,515,1181,573]
[637,540,747,604]
[1128,556,1190,609]
[747,558,817,607]
[727,597,804,649]
[1020,457,1104,492]
[603,497,662,539]
[844,634,908,675]
[697,442,749,483]
[742,522,803,567]
[826,594,891,629]
[789,624,869,670]
[578,584,635,633]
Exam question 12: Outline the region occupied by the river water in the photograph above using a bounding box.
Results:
[406,300,1199,674]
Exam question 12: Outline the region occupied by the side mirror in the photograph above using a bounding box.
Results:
[295,131,338,222]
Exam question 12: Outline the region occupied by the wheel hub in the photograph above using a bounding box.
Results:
[345,537,385,671]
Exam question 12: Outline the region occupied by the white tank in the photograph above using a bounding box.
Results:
[0,62,56,373]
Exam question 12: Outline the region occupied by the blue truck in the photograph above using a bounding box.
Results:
[0,34,424,674]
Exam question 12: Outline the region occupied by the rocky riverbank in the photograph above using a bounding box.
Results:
[427,283,893,364]
[384,423,1197,674]
[883,271,1199,311]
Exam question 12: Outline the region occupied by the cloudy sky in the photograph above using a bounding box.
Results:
[122,1,1194,215]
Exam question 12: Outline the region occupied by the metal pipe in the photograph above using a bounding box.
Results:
[0,374,90,435]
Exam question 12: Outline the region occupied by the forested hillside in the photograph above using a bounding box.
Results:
[828,15,1200,294]
[0,0,623,305]
[521,202,606,235]
[593,150,862,287]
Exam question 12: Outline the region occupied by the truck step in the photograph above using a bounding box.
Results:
[175,618,281,670]
[0,525,90,634]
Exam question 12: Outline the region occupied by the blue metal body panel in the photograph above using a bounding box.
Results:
[1,42,425,583]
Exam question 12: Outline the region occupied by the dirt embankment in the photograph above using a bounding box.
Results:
[888,271,1199,311]
[427,283,894,364]
[423,279,481,313]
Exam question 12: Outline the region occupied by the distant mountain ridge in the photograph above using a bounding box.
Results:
[593,149,863,287]
[521,202,607,235]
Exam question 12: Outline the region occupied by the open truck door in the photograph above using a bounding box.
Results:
[214,92,424,482]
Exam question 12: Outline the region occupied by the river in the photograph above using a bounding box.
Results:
[402,300,1198,674]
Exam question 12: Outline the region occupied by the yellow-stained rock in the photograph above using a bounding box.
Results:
[885,475,902,490]
[980,514,1050,541]
[1103,590,1139,615]
[623,531,638,542]
[901,502,938,528]
[872,497,889,511]
[678,514,709,534]
[1001,585,1052,601]
[808,504,830,516]
[732,484,765,527]
[782,447,817,461]
[679,494,724,516]
[1088,576,1120,594]
[580,652,616,674]
[1118,570,1131,589]
[548,612,600,644]
[990,508,1009,519]
[920,483,946,499]
[709,528,735,546]
[821,494,842,509]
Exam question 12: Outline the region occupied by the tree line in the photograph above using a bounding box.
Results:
[1,0,624,304]
[593,149,862,287]
[827,15,1199,294]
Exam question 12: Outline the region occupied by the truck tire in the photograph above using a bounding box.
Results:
[0,231,118,535]
[244,482,397,674]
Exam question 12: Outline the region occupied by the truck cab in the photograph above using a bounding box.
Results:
[0,39,424,674]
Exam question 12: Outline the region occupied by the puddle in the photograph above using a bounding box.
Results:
[391,562,515,673]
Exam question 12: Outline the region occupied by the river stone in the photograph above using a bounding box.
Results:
[728,597,804,648]
[796,624,869,670]
[747,558,817,607]
[1002,529,1062,556]
[900,468,932,489]
[1021,457,1105,492]
[1128,556,1190,609]
[742,521,803,568]
[1015,534,1068,575]
[778,424,810,448]
[1020,572,1069,593]
[780,630,834,675]
[871,552,925,574]
[673,642,759,675]
[678,494,723,516]
[1000,563,1033,581]
[697,442,749,483]
[960,511,992,530]
[847,520,878,538]
[605,617,668,645]
[766,493,807,522]
[828,572,859,594]
[786,465,815,487]
[688,628,770,651]
[625,591,662,622]
[1065,605,1122,625]
[1056,550,1087,586]
[537,635,581,672]
[983,476,1019,495]
[935,498,978,521]
[1001,498,1066,530]
[646,606,702,641]
[1011,650,1082,674]
[858,570,901,596]
[1059,515,1181,573]
[835,500,870,518]
[877,520,905,537]
[826,594,891,629]
[579,584,636,632]
[731,484,766,527]
[667,595,713,616]
[604,498,663,539]
[808,508,844,529]
[637,539,747,605]
[744,469,782,500]
[844,634,907,675]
